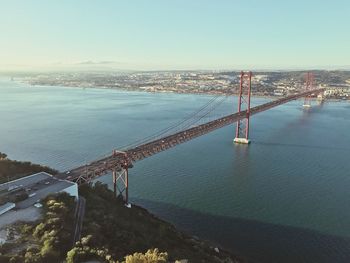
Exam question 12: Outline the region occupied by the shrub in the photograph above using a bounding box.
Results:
[124,249,168,263]
[24,251,42,263]
[40,238,60,261]
[33,223,46,239]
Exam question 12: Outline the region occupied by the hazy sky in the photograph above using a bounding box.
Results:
[1,0,349,71]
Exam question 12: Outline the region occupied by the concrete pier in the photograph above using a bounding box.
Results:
[233,138,251,144]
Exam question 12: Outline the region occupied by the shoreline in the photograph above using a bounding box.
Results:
[123,198,251,263]
[19,80,346,102]
[20,80,273,98]
[79,182,251,262]
[129,197,257,262]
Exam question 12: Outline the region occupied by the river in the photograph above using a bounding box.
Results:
[0,78,349,262]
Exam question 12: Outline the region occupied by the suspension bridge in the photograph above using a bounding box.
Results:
[58,72,325,204]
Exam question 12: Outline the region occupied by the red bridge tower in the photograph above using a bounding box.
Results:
[234,71,252,144]
[303,72,314,108]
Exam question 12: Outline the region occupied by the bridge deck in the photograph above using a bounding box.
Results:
[58,88,324,183]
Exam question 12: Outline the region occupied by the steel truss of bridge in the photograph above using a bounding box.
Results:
[56,85,325,204]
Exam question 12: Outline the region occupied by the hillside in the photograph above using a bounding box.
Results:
[72,183,247,262]
[0,152,57,184]
[0,154,247,262]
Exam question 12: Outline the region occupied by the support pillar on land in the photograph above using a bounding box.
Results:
[234,71,252,144]
[111,150,131,207]
[112,165,129,205]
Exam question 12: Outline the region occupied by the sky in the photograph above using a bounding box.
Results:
[0,0,349,71]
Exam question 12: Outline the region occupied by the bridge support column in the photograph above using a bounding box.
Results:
[303,72,314,108]
[111,150,132,207]
[234,71,252,144]
[112,166,129,206]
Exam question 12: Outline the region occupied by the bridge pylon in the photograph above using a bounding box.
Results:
[234,71,252,144]
[112,150,131,207]
[303,72,314,108]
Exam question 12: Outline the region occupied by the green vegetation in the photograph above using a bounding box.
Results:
[0,183,244,263]
[0,152,57,184]
[71,182,242,263]
[66,246,170,263]
[0,192,75,262]
[123,249,168,263]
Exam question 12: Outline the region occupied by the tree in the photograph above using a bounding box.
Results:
[40,238,60,261]
[124,249,168,263]
[24,250,42,263]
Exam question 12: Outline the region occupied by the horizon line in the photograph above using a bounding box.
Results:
[1,67,350,73]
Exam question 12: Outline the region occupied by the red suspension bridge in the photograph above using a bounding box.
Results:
[58,72,325,204]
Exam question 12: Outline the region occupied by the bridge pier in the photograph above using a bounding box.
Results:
[112,166,129,206]
[233,137,251,144]
[110,150,131,207]
[234,71,252,145]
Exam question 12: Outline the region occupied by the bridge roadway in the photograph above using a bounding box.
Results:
[58,88,325,184]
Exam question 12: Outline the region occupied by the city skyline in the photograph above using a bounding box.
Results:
[1,0,349,71]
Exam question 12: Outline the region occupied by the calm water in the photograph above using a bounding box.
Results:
[1,78,350,262]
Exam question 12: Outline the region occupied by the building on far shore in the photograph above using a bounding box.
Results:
[0,172,78,216]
